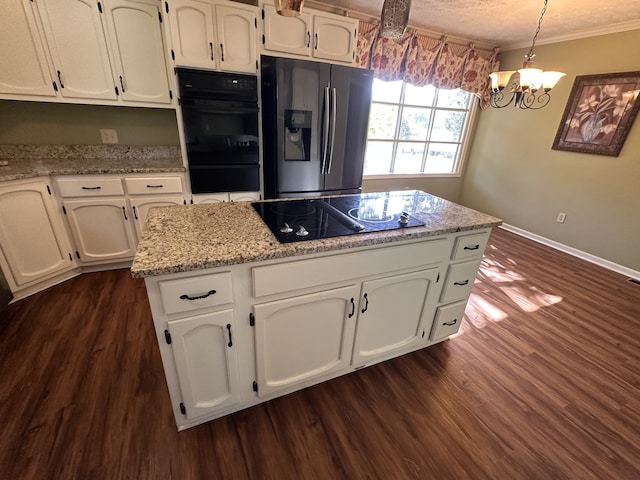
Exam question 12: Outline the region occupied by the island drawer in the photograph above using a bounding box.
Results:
[125,176,183,195]
[451,231,490,260]
[55,176,124,197]
[252,238,449,298]
[430,300,466,342]
[439,259,482,303]
[159,272,233,315]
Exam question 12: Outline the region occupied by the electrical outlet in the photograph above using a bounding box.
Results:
[556,212,567,223]
[100,129,119,144]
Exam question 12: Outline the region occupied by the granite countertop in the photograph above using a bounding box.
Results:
[131,191,502,278]
[0,145,184,182]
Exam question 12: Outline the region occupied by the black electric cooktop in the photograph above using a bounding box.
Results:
[252,191,427,243]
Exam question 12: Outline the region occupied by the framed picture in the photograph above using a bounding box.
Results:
[552,71,640,156]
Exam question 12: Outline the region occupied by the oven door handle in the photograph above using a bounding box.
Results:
[321,86,330,175]
[326,87,337,175]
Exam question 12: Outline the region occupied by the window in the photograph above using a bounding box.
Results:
[364,79,476,177]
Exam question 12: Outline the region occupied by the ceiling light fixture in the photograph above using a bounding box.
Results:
[274,0,304,17]
[489,0,565,110]
[380,0,412,39]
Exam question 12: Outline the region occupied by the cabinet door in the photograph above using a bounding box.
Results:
[0,181,74,287]
[430,300,466,342]
[191,193,229,204]
[261,3,312,57]
[0,0,56,97]
[215,4,257,74]
[37,0,117,100]
[63,198,137,263]
[228,191,260,202]
[352,268,440,366]
[129,195,185,242]
[312,14,356,63]
[101,0,172,104]
[167,0,217,69]
[168,309,240,419]
[253,284,360,397]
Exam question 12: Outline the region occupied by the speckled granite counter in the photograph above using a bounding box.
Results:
[131,191,502,278]
[0,145,184,182]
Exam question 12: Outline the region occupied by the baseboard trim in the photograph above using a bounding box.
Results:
[500,224,640,281]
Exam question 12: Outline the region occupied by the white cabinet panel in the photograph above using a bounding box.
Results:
[253,284,359,397]
[215,4,257,74]
[159,271,233,315]
[0,0,56,97]
[0,181,74,287]
[125,176,184,195]
[430,300,466,342]
[102,0,172,104]
[352,268,440,365]
[130,195,185,241]
[440,259,482,304]
[56,176,125,197]
[312,14,356,63]
[168,309,240,419]
[37,0,117,100]
[261,3,311,56]
[167,0,217,69]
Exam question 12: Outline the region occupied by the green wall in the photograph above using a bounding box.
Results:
[460,29,640,271]
[0,100,180,145]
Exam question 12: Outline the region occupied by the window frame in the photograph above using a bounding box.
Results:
[363,80,478,179]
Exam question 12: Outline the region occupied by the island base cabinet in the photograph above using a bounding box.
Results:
[168,309,241,420]
[253,284,360,397]
[351,268,440,366]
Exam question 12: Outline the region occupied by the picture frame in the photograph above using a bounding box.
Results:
[552,71,640,156]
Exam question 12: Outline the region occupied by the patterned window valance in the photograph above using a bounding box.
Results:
[355,21,500,109]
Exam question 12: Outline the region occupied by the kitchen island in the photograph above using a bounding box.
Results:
[132,191,501,430]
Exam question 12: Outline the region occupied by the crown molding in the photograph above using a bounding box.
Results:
[503,19,640,50]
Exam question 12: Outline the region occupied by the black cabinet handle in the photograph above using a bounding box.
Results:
[464,244,480,251]
[443,319,458,327]
[307,31,310,47]
[226,323,233,347]
[361,293,368,313]
[119,75,125,93]
[220,43,224,61]
[348,298,355,318]
[209,42,214,60]
[454,280,470,286]
[122,206,128,220]
[146,184,164,188]
[132,205,138,220]
[314,32,318,49]
[57,70,64,88]
[180,289,216,301]
[81,186,101,190]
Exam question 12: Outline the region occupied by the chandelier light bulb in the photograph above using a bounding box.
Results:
[541,71,566,91]
[518,68,543,91]
[490,71,517,91]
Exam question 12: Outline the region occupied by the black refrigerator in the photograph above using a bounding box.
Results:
[261,55,373,199]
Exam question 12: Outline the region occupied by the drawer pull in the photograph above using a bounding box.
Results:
[348,297,355,318]
[180,289,217,301]
[361,293,369,313]
[146,184,164,188]
[226,323,233,347]
[443,319,458,327]
[463,244,480,251]
[453,280,469,286]
[81,186,102,190]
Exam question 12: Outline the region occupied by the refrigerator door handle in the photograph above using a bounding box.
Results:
[326,87,337,174]
[321,86,331,174]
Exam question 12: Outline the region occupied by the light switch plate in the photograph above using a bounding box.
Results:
[100,129,119,144]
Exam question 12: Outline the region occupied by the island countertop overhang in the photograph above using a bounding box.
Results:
[131,191,502,278]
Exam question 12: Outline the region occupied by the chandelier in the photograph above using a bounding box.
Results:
[380,0,412,39]
[274,0,304,17]
[489,0,565,109]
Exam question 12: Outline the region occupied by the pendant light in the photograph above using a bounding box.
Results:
[489,0,565,109]
[380,0,412,39]
[274,0,304,17]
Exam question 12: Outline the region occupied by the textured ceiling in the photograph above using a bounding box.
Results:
[316,0,640,48]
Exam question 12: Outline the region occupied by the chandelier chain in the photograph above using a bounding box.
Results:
[526,0,548,61]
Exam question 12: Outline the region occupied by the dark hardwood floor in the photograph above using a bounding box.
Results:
[1,227,639,480]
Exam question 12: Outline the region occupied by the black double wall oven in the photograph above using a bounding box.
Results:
[177,68,260,194]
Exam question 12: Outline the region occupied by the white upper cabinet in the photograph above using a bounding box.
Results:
[0,0,56,97]
[37,0,117,100]
[261,3,357,64]
[165,0,258,74]
[101,0,172,104]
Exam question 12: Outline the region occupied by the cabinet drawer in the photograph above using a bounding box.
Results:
[252,238,449,298]
[439,259,481,303]
[451,231,489,260]
[159,272,233,315]
[430,300,466,342]
[125,176,183,195]
[56,176,124,197]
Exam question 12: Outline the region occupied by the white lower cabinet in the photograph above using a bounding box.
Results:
[129,195,185,241]
[64,198,137,263]
[430,300,467,342]
[253,284,360,397]
[0,179,75,290]
[168,309,240,419]
[351,268,440,366]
